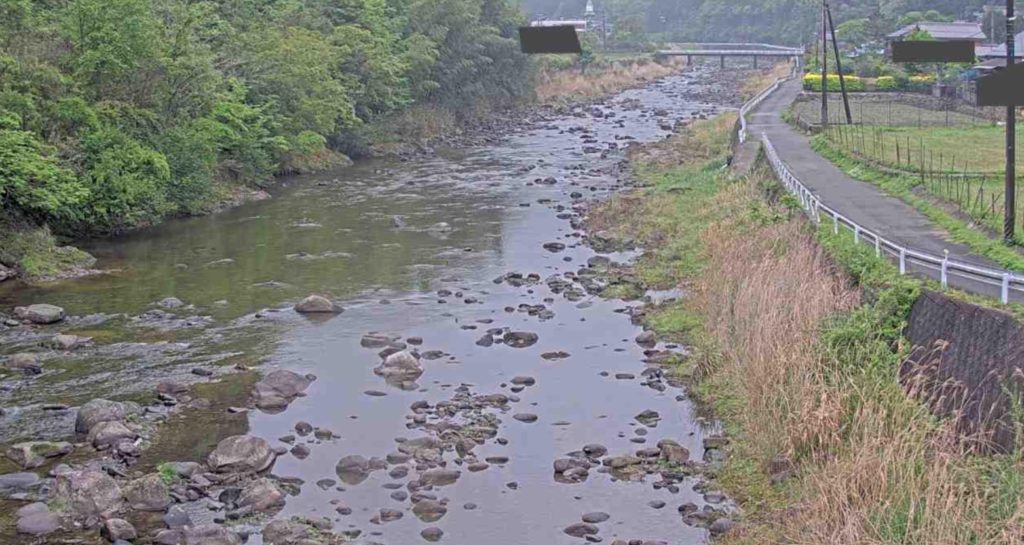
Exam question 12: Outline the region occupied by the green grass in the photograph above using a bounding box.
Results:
[823,123,1024,176]
[791,97,991,129]
[812,136,1024,269]
[0,221,96,282]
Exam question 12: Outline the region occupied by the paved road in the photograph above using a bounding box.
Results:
[737,78,1021,303]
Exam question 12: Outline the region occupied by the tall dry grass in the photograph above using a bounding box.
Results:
[535,58,681,103]
[692,178,1024,545]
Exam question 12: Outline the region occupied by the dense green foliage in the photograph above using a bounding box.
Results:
[519,1,1000,47]
[0,0,531,234]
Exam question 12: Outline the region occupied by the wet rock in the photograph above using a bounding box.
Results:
[14,304,65,324]
[5,441,72,469]
[503,331,538,348]
[564,522,599,537]
[7,353,42,375]
[294,295,343,314]
[421,526,444,542]
[0,264,14,283]
[290,444,310,459]
[75,398,137,433]
[543,242,566,252]
[648,500,666,509]
[54,469,123,519]
[635,409,661,426]
[183,524,242,545]
[16,503,60,535]
[709,517,736,535]
[88,420,137,448]
[542,351,571,360]
[603,456,641,469]
[0,472,42,495]
[412,498,448,522]
[252,370,315,410]
[582,512,610,523]
[475,334,494,347]
[373,350,423,381]
[336,455,384,485]
[360,333,394,348]
[635,330,657,346]
[237,478,285,513]
[379,508,403,522]
[102,518,137,541]
[124,473,171,511]
[262,519,323,545]
[295,422,313,435]
[583,444,608,458]
[208,435,276,473]
[419,468,461,487]
[510,376,536,386]
[157,297,185,309]
[657,439,690,464]
[513,413,538,423]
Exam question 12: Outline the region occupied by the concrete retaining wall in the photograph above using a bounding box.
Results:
[902,290,1024,452]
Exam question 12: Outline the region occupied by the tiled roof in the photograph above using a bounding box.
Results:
[887,22,985,41]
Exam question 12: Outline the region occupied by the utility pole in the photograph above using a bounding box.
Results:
[821,2,828,127]
[1006,0,1017,243]
[826,3,853,124]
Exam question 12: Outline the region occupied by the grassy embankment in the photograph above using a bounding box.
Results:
[588,113,1024,544]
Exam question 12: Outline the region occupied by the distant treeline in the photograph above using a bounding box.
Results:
[0,0,531,234]
[518,0,995,47]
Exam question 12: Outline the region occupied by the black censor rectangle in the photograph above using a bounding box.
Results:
[977,64,1024,107]
[518,26,582,55]
[891,40,976,63]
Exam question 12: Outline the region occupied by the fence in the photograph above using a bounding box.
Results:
[759,134,1022,304]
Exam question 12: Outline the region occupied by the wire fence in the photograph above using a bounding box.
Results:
[734,76,1024,304]
[821,121,1022,238]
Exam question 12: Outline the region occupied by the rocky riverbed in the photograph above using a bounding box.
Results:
[0,63,763,545]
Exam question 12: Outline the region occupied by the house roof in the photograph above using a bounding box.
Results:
[887,22,985,41]
[978,31,1024,58]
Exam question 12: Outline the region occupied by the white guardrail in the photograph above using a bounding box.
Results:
[736,69,1023,305]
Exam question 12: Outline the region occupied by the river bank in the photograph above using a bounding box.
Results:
[0,64,770,544]
[0,56,687,288]
[585,103,1024,543]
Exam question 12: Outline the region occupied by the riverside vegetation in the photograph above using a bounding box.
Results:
[586,113,1024,543]
[0,0,694,284]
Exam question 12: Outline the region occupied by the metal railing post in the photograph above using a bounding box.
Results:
[854,225,860,245]
[832,215,839,235]
[899,248,907,275]
[941,250,949,288]
[1002,273,1012,304]
[875,235,881,257]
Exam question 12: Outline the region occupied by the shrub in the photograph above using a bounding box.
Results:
[876,76,898,91]
[803,73,867,92]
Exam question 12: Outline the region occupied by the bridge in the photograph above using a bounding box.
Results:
[656,43,805,68]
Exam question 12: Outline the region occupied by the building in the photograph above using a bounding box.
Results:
[976,30,1024,60]
[886,21,987,43]
[529,19,588,32]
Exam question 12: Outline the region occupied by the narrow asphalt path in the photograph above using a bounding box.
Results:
[739,78,1020,302]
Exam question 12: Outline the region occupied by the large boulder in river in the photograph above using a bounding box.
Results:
[75,398,138,433]
[53,469,123,519]
[13,304,65,324]
[88,420,137,448]
[183,524,242,545]
[293,295,343,314]
[6,353,42,375]
[262,519,321,545]
[237,478,285,513]
[124,473,171,511]
[373,350,423,381]
[15,502,60,535]
[207,435,276,473]
[252,369,315,410]
[5,441,73,469]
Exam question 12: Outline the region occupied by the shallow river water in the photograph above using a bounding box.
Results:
[0,67,741,545]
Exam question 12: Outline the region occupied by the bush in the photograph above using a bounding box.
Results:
[803,73,867,92]
[908,74,936,92]
[876,76,898,91]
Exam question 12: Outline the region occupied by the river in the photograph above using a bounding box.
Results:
[0,66,746,545]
